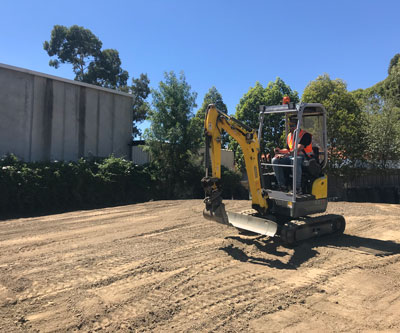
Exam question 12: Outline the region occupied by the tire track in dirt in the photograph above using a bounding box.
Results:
[101,258,273,331]
[177,252,400,332]
[1,200,400,332]
[1,216,220,329]
[142,228,400,332]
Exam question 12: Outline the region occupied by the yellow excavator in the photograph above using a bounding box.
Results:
[201,101,345,244]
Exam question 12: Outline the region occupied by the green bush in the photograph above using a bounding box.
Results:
[0,154,155,217]
[221,166,248,199]
[0,154,247,218]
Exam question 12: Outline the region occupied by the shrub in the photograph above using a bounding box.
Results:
[0,154,247,218]
[221,166,248,199]
[0,154,154,217]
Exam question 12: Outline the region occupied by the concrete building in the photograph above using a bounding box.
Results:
[131,140,150,165]
[130,142,235,170]
[0,63,133,162]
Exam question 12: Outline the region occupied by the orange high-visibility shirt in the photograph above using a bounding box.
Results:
[287,130,313,155]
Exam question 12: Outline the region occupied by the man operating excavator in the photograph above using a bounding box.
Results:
[272,117,313,194]
[202,101,345,244]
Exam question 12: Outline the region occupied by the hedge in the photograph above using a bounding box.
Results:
[0,155,155,217]
[0,155,246,218]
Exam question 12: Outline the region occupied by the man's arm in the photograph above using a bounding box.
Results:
[274,148,289,154]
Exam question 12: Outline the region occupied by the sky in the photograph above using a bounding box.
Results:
[1,0,399,134]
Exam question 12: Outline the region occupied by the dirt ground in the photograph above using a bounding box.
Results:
[0,200,399,332]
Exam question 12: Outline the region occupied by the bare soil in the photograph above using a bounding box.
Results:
[0,200,399,332]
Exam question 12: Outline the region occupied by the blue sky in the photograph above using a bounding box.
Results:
[1,0,399,134]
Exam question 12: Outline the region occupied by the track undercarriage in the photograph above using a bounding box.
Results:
[279,213,346,244]
[202,178,345,246]
[205,206,345,246]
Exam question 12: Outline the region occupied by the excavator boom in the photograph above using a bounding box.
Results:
[202,104,278,237]
[202,105,267,211]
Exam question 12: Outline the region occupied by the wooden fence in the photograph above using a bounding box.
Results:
[328,170,400,203]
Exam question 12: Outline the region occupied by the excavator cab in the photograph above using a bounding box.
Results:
[259,103,329,218]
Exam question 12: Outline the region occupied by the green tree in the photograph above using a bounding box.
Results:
[230,78,299,170]
[302,74,367,169]
[365,101,400,168]
[131,74,151,138]
[383,60,400,107]
[44,25,150,137]
[44,25,128,89]
[144,71,199,198]
[388,53,400,74]
[83,49,129,89]
[120,74,151,138]
[350,88,367,110]
[193,86,228,147]
[196,86,228,119]
[44,25,102,81]
[353,55,400,169]
[262,78,299,150]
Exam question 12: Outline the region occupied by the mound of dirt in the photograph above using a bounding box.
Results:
[0,200,399,332]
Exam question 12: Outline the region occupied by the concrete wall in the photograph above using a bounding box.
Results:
[198,148,235,170]
[0,63,133,161]
[220,149,235,170]
[132,146,150,165]
[131,146,235,170]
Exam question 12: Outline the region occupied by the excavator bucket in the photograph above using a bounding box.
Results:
[202,177,278,236]
[202,177,229,225]
[203,202,229,225]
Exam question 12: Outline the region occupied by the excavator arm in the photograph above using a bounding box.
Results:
[201,104,278,236]
[203,104,267,210]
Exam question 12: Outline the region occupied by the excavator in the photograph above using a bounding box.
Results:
[201,99,345,245]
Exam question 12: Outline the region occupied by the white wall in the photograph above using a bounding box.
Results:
[0,63,133,161]
[132,146,235,170]
[131,146,150,165]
